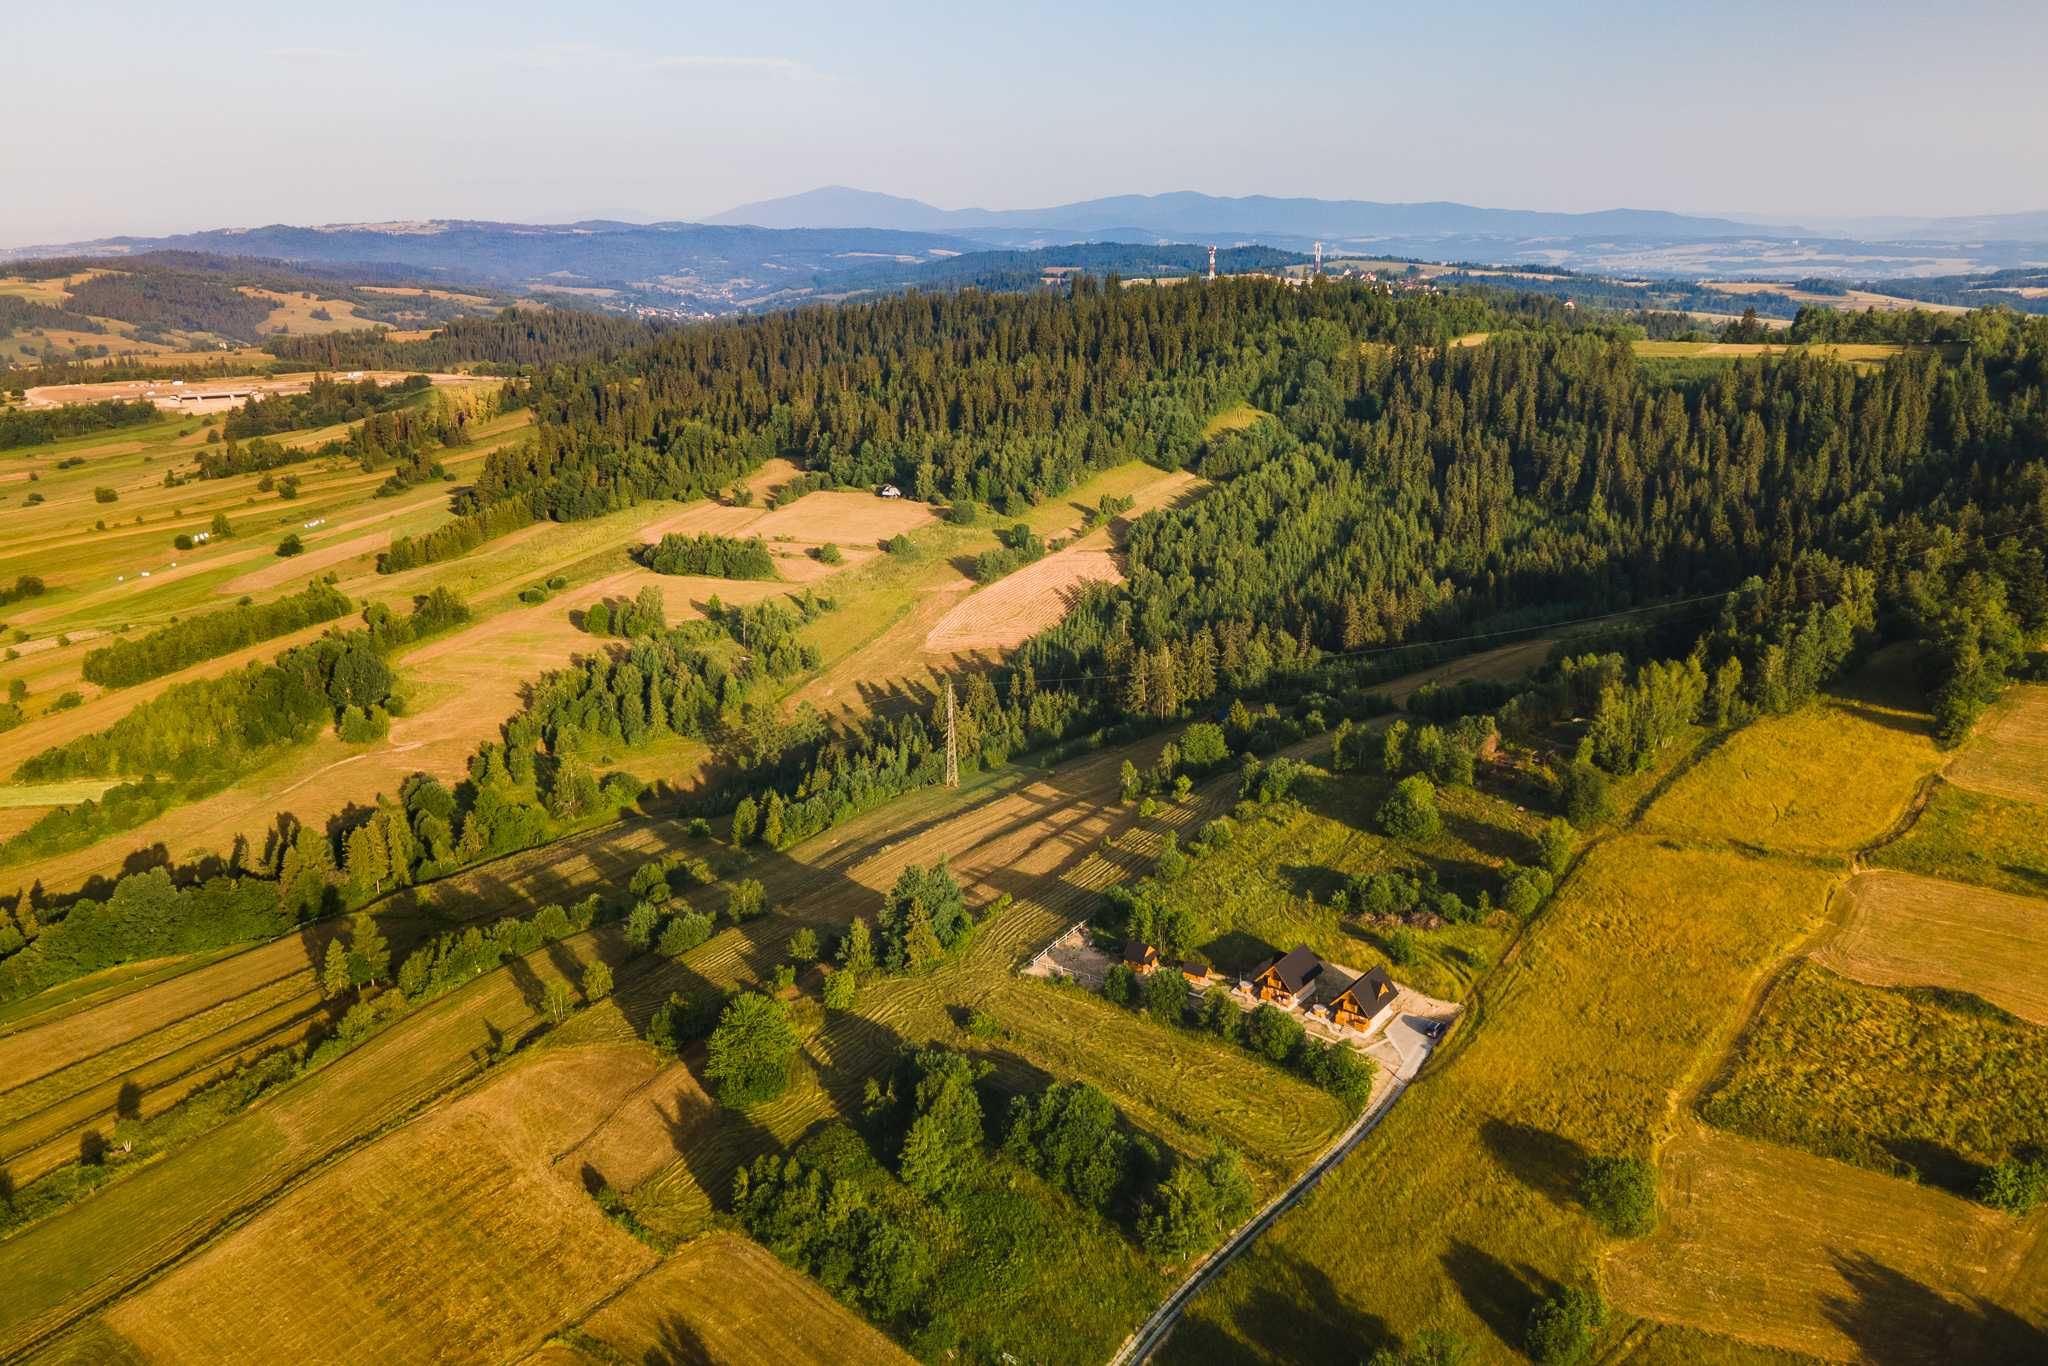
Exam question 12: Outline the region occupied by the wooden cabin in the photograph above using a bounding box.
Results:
[1328,966,1399,1034]
[1122,941,1160,975]
[1250,945,1325,1006]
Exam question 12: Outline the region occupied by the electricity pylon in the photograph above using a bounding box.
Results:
[944,678,960,788]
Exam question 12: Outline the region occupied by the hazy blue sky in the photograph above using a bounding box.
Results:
[4,0,2043,243]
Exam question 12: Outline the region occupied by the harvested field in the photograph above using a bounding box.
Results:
[1606,1124,2047,1362]
[923,545,1121,652]
[1946,684,2048,803]
[0,782,118,809]
[1202,402,1271,438]
[1815,871,2048,1025]
[568,1232,914,1366]
[1630,341,1912,365]
[751,489,936,543]
[0,934,319,1092]
[102,1045,661,1365]
[0,921,608,1358]
[0,978,322,1186]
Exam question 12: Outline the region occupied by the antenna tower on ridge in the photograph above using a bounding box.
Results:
[1207,244,1216,282]
[1314,240,1323,276]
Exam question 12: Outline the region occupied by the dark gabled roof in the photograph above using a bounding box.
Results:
[1336,965,1397,1014]
[1256,944,1324,994]
[1123,940,1158,965]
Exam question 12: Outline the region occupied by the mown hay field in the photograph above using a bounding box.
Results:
[1629,341,1913,367]
[922,544,1121,652]
[1815,870,2048,1025]
[100,1045,661,1364]
[0,919,607,1358]
[1945,683,2048,803]
[1163,833,1836,1363]
[560,1232,914,1366]
[1607,1123,2047,1362]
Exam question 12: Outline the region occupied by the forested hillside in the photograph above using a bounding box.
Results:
[5,279,2044,1010]
[1017,311,2046,739]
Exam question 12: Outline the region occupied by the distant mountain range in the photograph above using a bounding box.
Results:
[6,190,2045,316]
[707,186,1789,242]
[0,220,980,293]
[710,187,2048,245]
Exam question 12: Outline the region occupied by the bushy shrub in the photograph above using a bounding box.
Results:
[1377,775,1442,841]
[1579,1154,1658,1235]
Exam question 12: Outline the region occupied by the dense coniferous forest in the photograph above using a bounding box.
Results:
[263,310,668,372]
[441,279,1495,550]
[0,294,105,339]
[59,270,278,342]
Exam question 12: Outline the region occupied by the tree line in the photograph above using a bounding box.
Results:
[221,373,431,439]
[0,398,159,452]
[16,589,470,785]
[80,582,355,688]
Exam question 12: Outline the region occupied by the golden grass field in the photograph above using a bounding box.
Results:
[236,287,385,336]
[1945,683,2048,803]
[101,1045,662,1364]
[1814,871,2048,1025]
[922,544,1122,652]
[1868,780,2048,899]
[920,468,1204,655]
[1635,688,1942,855]
[1606,1122,2045,1362]
[1629,340,1912,368]
[1164,663,1998,1363]
[1164,832,1839,1363]
[0,910,611,1358]
[557,1232,914,1365]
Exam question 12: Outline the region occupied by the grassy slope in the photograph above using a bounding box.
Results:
[1699,959,2048,1193]
[1868,780,2048,898]
[1164,676,1952,1363]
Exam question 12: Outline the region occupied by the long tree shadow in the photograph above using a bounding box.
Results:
[1478,1117,1590,1209]
[1441,1239,1559,1352]
[1218,1241,1395,1364]
[668,1046,778,1214]
[1821,1249,2048,1363]
[643,1312,714,1366]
